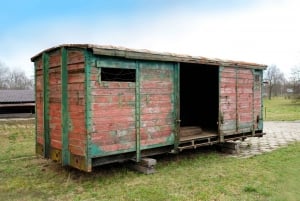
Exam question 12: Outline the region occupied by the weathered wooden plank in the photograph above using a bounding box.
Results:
[48,66,61,73]
[140,137,170,146]
[68,83,85,91]
[91,88,135,96]
[94,133,136,145]
[141,105,172,114]
[221,67,236,72]
[92,106,134,116]
[96,57,136,69]
[68,73,85,83]
[35,58,43,69]
[92,121,136,132]
[69,144,85,156]
[221,120,236,129]
[220,83,236,88]
[140,125,172,137]
[99,143,134,152]
[69,138,86,147]
[68,91,85,100]
[140,88,172,94]
[141,81,172,89]
[92,81,135,89]
[92,116,135,124]
[50,139,62,149]
[141,94,172,102]
[68,50,85,64]
[140,68,172,78]
[140,113,172,121]
[94,95,135,105]
[49,51,61,67]
[140,101,172,108]
[220,88,236,94]
[140,118,173,127]
[47,51,62,158]
[220,77,236,84]
[221,72,236,78]
[69,133,86,141]
[68,63,85,72]
[223,113,237,120]
[36,136,44,144]
[50,131,61,141]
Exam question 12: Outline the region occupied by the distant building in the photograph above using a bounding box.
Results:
[0,89,35,118]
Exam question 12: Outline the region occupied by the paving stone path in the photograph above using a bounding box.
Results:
[233,121,300,158]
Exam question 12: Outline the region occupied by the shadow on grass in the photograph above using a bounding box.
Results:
[41,145,221,180]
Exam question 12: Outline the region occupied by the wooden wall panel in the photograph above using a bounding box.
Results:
[90,66,136,153]
[237,69,253,132]
[220,67,256,134]
[48,51,62,149]
[139,64,174,147]
[67,50,86,156]
[220,67,237,134]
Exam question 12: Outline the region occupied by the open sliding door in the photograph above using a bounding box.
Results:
[219,67,255,140]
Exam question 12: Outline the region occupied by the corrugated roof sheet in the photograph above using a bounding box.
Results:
[31,44,268,69]
[0,90,35,103]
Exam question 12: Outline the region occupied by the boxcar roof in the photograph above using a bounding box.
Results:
[31,44,267,69]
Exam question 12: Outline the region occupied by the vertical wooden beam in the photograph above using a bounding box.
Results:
[84,50,92,171]
[34,61,38,155]
[254,69,264,131]
[259,70,264,130]
[235,68,239,132]
[61,47,70,166]
[135,61,141,162]
[42,53,50,158]
[252,69,255,136]
[173,62,180,150]
[218,66,224,142]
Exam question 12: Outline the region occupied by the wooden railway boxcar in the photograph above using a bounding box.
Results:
[31,44,267,172]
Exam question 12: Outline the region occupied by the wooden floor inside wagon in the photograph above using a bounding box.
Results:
[178,127,219,151]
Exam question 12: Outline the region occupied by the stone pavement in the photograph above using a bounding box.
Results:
[233,121,300,158]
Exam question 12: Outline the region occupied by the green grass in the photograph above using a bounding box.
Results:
[0,121,300,201]
[0,122,35,161]
[263,96,300,121]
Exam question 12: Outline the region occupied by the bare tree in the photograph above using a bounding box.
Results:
[0,61,33,89]
[0,62,10,89]
[7,70,34,89]
[264,65,285,100]
[288,66,300,96]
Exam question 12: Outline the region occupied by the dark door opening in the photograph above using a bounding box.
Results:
[180,63,219,135]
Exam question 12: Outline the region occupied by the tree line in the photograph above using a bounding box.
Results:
[264,65,300,100]
[0,61,33,89]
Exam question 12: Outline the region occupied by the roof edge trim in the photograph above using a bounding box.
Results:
[31,44,268,69]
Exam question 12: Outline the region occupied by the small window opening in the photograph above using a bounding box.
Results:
[101,68,136,82]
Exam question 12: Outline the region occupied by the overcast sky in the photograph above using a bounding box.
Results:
[1,0,299,78]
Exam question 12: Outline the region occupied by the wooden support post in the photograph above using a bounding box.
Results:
[218,141,241,154]
[128,158,157,174]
